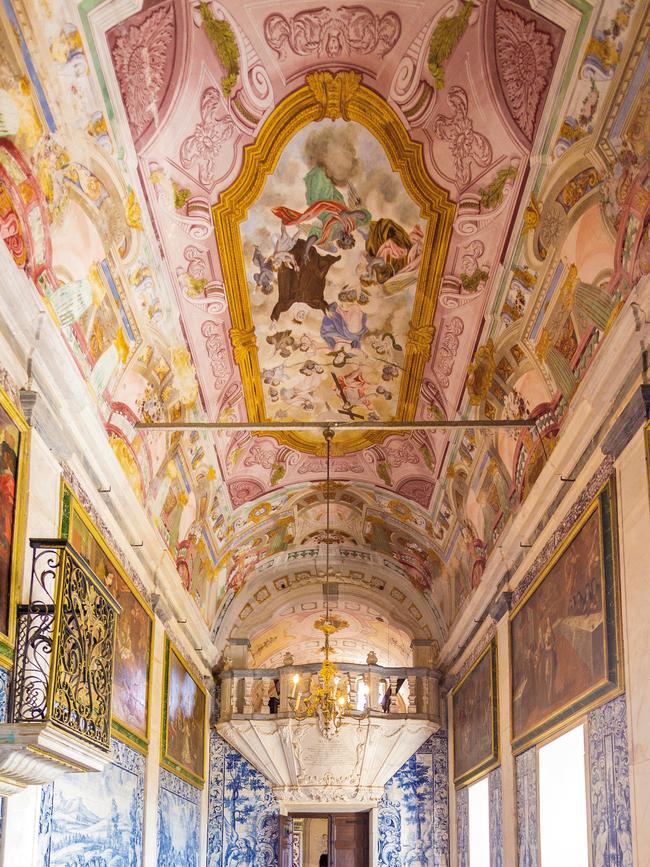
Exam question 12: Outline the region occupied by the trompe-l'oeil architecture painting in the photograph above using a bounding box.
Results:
[0,0,647,864]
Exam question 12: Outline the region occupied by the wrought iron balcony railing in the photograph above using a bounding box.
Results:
[11,540,120,751]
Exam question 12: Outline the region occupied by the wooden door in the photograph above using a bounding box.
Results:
[331,812,369,867]
[279,815,293,867]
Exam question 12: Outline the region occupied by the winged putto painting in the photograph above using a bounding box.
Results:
[243,119,425,422]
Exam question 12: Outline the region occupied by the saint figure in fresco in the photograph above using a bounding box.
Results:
[272,165,371,252]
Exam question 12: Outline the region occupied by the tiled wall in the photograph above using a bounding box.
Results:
[207,732,279,866]
[158,768,201,867]
[588,695,632,867]
[378,731,449,866]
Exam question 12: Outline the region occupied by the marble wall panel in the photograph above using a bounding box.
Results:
[157,768,201,867]
[207,731,279,866]
[378,731,449,866]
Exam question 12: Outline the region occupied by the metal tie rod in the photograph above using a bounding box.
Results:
[134,418,537,432]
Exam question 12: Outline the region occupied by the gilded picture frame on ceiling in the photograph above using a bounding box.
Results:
[212,70,455,456]
[451,636,499,787]
[509,477,623,754]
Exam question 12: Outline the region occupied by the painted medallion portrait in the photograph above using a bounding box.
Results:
[162,639,207,784]
[0,391,27,645]
[510,480,622,752]
[62,485,153,748]
[452,638,498,786]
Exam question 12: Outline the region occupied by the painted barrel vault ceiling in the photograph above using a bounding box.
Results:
[1,0,647,662]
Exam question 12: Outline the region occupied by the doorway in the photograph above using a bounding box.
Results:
[280,813,370,867]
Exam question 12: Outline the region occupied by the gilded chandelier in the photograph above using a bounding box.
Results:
[291,427,351,738]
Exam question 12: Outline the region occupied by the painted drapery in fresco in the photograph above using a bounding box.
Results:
[451,638,499,785]
[162,638,207,784]
[510,480,621,751]
[61,485,153,749]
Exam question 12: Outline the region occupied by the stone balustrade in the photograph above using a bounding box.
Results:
[218,661,441,724]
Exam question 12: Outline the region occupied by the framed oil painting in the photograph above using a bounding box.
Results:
[161,637,207,786]
[60,482,154,751]
[0,387,29,662]
[510,478,622,754]
[451,638,499,786]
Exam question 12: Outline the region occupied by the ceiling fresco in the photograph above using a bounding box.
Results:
[0,0,648,664]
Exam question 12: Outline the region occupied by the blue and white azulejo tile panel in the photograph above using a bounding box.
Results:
[516,747,539,867]
[378,732,449,867]
[158,767,201,867]
[589,694,633,867]
[207,731,279,866]
[39,737,145,867]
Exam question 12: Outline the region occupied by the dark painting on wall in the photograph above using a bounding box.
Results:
[510,479,622,753]
[61,484,153,750]
[0,389,28,653]
[162,638,207,785]
[452,638,499,786]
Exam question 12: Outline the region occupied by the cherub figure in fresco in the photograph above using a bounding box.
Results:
[272,165,371,253]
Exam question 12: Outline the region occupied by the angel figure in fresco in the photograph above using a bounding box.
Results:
[271,165,371,253]
[363,219,424,285]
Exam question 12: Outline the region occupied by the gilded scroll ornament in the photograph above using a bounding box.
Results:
[305,70,362,121]
[467,338,496,405]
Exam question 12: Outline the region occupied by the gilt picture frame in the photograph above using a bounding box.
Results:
[451,637,499,786]
[509,478,622,754]
[59,481,154,752]
[0,386,29,665]
[161,636,207,786]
